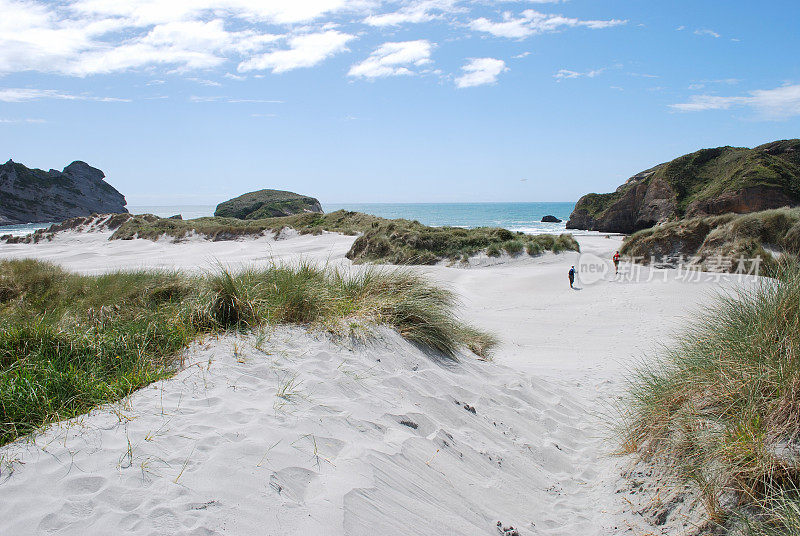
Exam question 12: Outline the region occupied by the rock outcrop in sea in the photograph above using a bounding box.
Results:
[0,159,127,225]
[214,189,323,220]
[567,139,800,233]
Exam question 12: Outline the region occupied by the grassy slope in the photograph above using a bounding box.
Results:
[621,207,800,271]
[575,139,800,220]
[346,220,579,264]
[106,210,580,265]
[214,189,322,219]
[0,259,495,446]
[620,257,800,532]
[110,210,379,240]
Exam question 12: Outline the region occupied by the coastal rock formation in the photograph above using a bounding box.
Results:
[214,189,323,219]
[541,215,562,223]
[0,160,127,225]
[567,139,800,233]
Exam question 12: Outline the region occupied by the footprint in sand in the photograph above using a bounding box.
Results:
[269,467,319,505]
[63,474,106,495]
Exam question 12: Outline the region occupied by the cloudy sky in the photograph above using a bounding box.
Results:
[1,0,799,204]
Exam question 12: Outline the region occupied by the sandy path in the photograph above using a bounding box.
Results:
[0,231,753,535]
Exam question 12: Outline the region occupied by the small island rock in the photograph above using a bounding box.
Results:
[214,189,323,220]
[541,215,562,223]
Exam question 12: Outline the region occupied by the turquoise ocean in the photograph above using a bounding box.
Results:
[0,202,580,237]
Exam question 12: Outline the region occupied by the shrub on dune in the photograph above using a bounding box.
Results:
[0,259,495,446]
[620,256,800,529]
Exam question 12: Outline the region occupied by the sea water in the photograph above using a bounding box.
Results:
[0,202,584,237]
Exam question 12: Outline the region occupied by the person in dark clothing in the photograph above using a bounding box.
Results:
[613,251,620,274]
[568,266,575,288]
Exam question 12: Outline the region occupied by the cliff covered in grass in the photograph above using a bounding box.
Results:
[567,140,800,233]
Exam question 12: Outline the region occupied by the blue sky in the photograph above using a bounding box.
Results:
[1,0,799,205]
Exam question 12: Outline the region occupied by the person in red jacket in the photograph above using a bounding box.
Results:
[613,251,620,274]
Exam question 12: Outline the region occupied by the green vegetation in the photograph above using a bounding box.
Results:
[621,207,800,271]
[214,189,322,219]
[619,257,800,532]
[28,210,579,265]
[0,259,495,446]
[572,191,625,219]
[572,139,800,223]
[345,221,580,264]
[108,210,380,241]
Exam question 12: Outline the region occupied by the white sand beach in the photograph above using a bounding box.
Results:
[0,230,754,535]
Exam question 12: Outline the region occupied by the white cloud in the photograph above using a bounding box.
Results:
[0,118,47,123]
[670,83,800,119]
[189,96,284,103]
[70,0,365,26]
[363,0,458,26]
[688,78,740,90]
[469,9,626,39]
[188,77,223,87]
[694,28,721,38]
[455,57,507,88]
[238,30,355,73]
[0,87,129,102]
[0,0,361,76]
[0,0,631,86]
[348,40,433,78]
[554,67,604,81]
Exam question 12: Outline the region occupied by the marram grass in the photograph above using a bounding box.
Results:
[619,256,800,532]
[0,259,496,447]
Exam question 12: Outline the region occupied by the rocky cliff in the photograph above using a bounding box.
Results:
[0,160,127,225]
[567,139,800,233]
[214,189,323,220]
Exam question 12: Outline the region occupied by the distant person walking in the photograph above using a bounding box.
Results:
[613,251,620,274]
[568,266,576,288]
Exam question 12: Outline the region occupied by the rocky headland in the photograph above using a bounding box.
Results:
[0,159,127,225]
[567,139,800,234]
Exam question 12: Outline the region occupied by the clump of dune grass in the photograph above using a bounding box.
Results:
[619,256,800,529]
[10,211,580,266]
[0,259,495,447]
[622,207,800,271]
[347,221,579,264]
[108,210,381,242]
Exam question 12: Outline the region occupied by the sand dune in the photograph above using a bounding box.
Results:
[0,230,755,535]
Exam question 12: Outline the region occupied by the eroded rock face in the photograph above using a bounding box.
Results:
[567,169,676,234]
[567,139,800,234]
[685,186,795,217]
[0,160,127,224]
